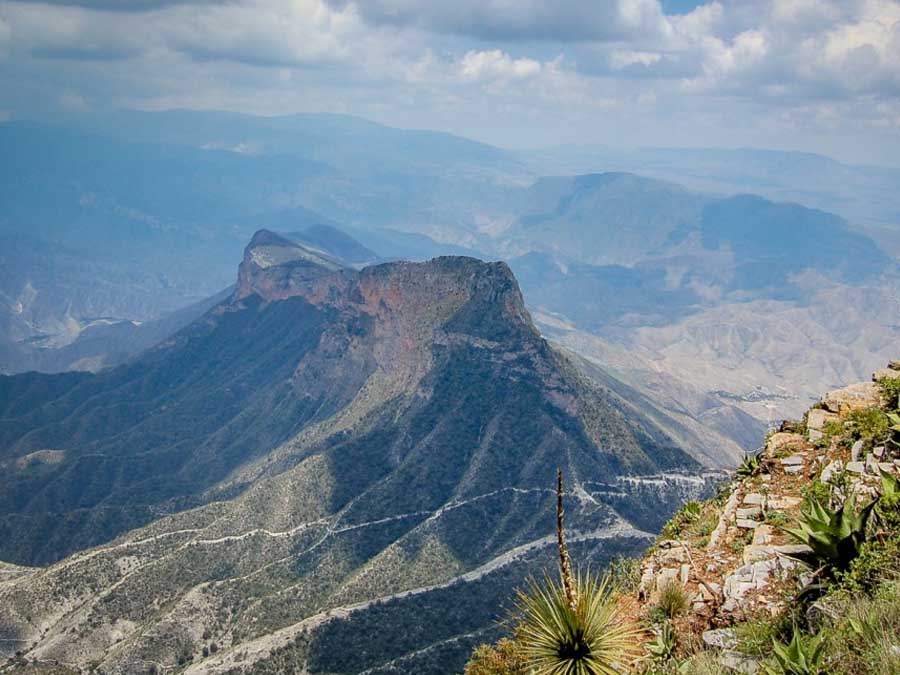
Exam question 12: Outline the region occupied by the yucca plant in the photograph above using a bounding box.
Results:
[783,493,876,574]
[517,571,642,675]
[515,470,642,675]
[762,631,826,675]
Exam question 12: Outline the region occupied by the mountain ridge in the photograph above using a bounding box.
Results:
[0,231,720,674]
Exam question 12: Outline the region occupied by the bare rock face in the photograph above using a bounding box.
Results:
[822,381,883,415]
[234,229,352,303]
[806,409,839,432]
[874,367,900,381]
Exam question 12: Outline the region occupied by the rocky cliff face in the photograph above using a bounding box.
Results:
[0,231,717,674]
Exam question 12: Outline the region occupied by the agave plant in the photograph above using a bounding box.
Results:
[515,470,642,675]
[880,468,899,498]
[783,493,876,574]
[661,501,702,538]
[762,631,826,675]
[736,453,762,478]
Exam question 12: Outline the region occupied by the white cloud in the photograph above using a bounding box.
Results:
[1,0,369,66]
[162,0,364,67]
[1,0,900,161]
[609,49,664,70]
[458,50,541,82]
[326,0,672,43]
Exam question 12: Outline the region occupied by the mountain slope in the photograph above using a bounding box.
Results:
[0,231,720,674]
[501,172,899,435]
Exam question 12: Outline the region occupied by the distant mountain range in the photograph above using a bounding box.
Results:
[2,110,898,456]
[526,144,900,231]
[0,231,720,674]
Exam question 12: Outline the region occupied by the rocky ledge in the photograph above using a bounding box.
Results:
[634,362,900,673]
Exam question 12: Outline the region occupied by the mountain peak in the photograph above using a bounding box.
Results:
[234,231,533,340]
[234,228,349,302]
[246,228,297,248]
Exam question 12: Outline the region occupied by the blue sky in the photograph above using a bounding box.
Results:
[661,0,709,13]
[1,0,899,165]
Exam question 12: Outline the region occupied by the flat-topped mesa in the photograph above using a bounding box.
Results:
[355,255,536,340]
[234,229,537,342]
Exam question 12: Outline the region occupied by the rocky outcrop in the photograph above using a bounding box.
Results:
[634,363,900,672]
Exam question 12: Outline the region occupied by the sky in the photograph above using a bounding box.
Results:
[1,0,900,165]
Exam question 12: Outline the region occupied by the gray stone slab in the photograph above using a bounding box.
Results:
[702,628,736,650]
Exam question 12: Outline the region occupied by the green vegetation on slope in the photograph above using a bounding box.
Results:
[466,374,900,675]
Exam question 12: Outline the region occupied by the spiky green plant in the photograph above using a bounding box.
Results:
[517,571,642,675]
[655,581,689,619]
[736,453,762,478]
[880,468,899,499]
[515,470,642,675]
[783,493,876,574]
[762,631,826,675]
[661,501,702,538]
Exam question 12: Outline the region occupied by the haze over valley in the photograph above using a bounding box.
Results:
[2,1,900,673]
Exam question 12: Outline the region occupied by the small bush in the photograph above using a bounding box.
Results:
[837,536,900,592]
[675,651,731,675]
[656,581,689,620]
[765,510,788,527]
[877,377,900,410]
[465,638,529,675]
[734,614,793,658]
[875,479,900,533]
[608,555,642,595]
[800,480,831,508]
[822,420,844,438]
[846,408,889,446]
[825,581,900,674]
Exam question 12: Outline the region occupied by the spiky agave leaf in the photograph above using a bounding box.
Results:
[516,570,642,675]
[763,631,826,675]
[783,493,876,573]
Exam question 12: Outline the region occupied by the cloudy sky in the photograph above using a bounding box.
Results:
[1,0,899,164]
